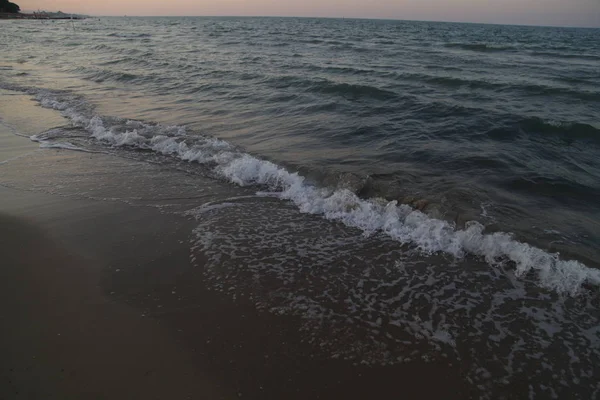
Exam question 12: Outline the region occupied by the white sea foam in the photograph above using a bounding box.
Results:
[32,89,600,295]
[190,198,600,396]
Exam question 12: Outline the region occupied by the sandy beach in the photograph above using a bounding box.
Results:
[1,91,231,399]
[0,91,472,399]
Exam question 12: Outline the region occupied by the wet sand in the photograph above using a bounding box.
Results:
[0,91,471,399]
[0,196,228,400]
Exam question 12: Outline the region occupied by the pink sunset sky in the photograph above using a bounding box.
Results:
[16,0,600,27]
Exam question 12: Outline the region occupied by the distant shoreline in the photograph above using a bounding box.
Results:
[0,12,84,19]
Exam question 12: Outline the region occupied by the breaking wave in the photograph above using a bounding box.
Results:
[29,88,600,296]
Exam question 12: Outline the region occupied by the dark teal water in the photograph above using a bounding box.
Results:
[1,17,600,399]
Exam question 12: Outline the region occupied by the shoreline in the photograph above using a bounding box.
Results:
[0,91,470,399]
[0,184,470,399]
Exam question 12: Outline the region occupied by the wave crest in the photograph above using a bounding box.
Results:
[28,88,600,296]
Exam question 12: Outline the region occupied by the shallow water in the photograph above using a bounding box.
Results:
[1,17,599,399]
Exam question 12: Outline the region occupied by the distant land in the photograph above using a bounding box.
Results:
[0,0,85,19]
[0,0,20,13]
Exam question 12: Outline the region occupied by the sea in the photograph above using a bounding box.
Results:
[1,17,599,399]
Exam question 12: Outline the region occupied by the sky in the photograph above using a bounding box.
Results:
[16,0,600,28]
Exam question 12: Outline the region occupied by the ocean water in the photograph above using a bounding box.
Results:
[1,17,600,398]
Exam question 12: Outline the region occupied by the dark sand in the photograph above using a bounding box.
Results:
[1,91,471,399]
